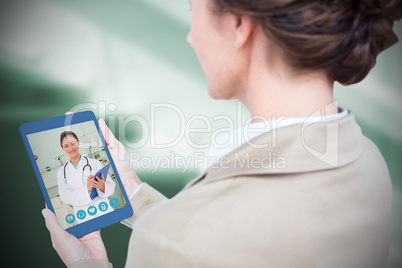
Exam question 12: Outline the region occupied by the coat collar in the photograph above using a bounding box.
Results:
[67,155,85,170]
[185,111,364,188]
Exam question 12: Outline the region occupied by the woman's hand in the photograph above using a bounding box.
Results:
[98,118,142,197]
[87,175,94,192]
[42,208,109,267]
[92,174,106,193]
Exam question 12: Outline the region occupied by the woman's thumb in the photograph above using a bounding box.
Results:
[99,118,117,148]
[42,208,65,237]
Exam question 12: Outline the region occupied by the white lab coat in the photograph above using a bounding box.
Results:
[57,156,115,224]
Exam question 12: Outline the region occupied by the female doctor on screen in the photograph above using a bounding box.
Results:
[57,131,115,224]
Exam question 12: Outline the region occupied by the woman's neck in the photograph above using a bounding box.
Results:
[70,154,81,168]
[243,69,338,123]
[236,28,338,123]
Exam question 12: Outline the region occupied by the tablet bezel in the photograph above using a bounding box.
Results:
[19,110,133,238]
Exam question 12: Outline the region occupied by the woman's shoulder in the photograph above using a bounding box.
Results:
[358,135,390,176]
[57,164,65,173]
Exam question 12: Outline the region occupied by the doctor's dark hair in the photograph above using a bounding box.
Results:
[60,131,79,147]
[212,0,401,85]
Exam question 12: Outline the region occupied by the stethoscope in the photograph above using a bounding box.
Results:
[63,156,92,184]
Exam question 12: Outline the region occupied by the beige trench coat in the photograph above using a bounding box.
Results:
[72,111,392,268]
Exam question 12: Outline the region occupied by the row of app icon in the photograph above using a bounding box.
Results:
[65,198,119,223]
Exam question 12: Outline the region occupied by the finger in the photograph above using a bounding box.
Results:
[42,208,69,240]
[42,209,86,267]
[99,118,117,148]
[100,174,105,181]
[99,119,128,163]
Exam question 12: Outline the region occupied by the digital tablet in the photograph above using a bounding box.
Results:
[19,111,133,237]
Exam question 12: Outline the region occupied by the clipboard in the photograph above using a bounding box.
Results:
[90,164,110,200]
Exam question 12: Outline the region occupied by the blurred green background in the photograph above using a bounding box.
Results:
[0,0,401,267]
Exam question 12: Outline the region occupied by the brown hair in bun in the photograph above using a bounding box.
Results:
[213,0,402,85]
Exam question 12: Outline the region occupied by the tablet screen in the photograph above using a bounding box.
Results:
[26,120,128,229]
